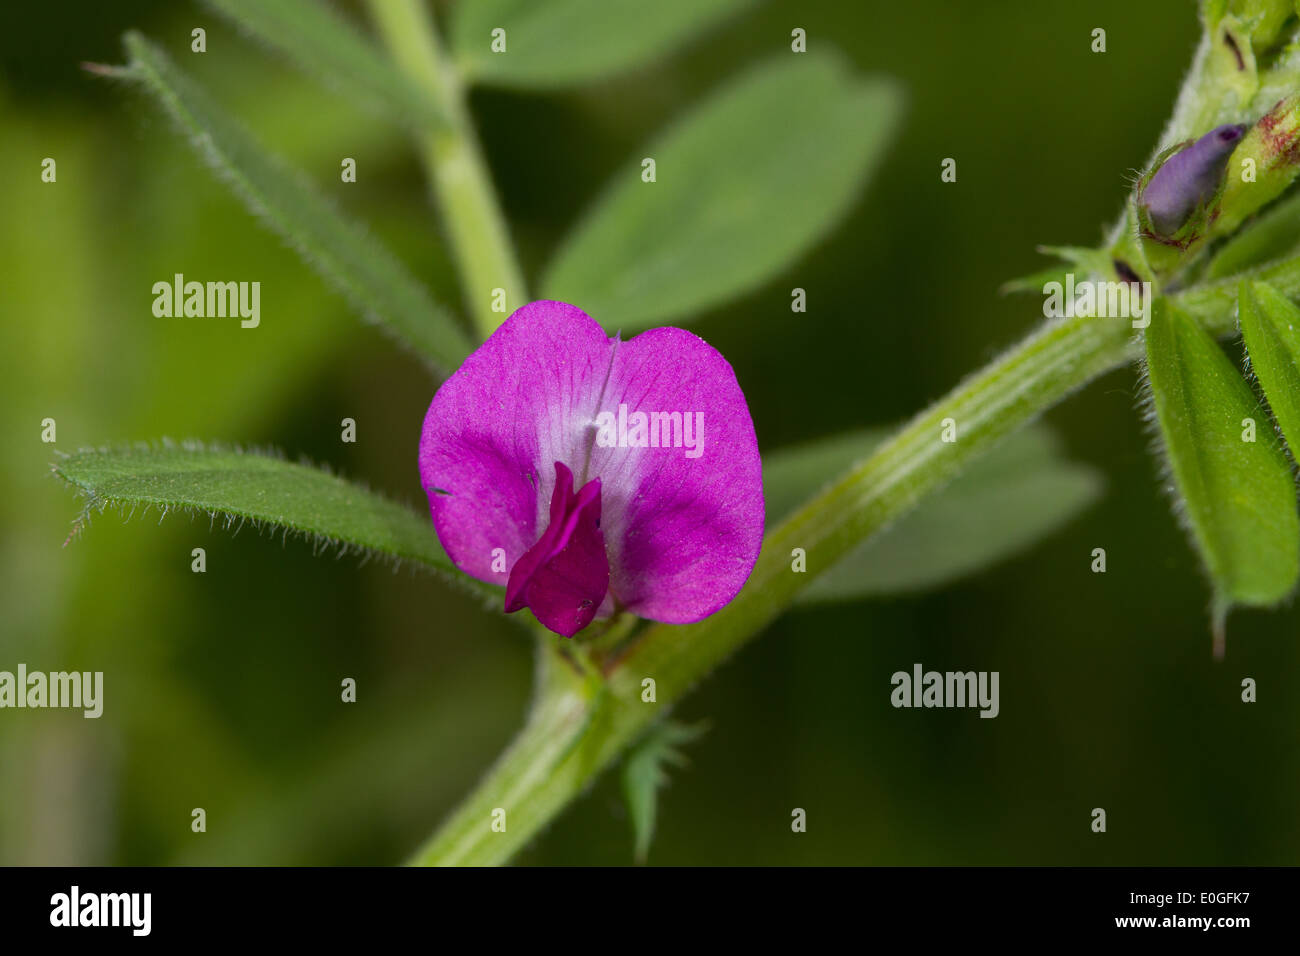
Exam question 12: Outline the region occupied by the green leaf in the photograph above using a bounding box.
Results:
[51,442,487,593]
[117,32,471,373]
[1143,297,1299,651]
[1205,189,1300,280]
[1176,250,1300,333]
[999,263,1072,296]
[1239,280,1300,451]
[451,0,756,89]
[999,246,1117,295]
[1038,245,1118,273]
[541,52,903,331]
[764,424,1103,600]
[621,719,706,864]
[202,0,445,129]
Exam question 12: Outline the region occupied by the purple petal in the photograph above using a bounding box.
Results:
[419,301,610,584]
[1141,124,1245,236]
[589,326,764,623]
[419,300,764,627]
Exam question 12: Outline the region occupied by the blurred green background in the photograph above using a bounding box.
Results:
[2,0,1296,865]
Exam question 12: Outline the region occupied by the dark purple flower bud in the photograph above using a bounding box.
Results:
[1140,124,1246,236]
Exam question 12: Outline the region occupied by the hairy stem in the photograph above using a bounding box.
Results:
[366,0,525,339]
[411,308,1144,866]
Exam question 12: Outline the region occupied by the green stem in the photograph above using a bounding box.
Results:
[410,636,601,866]
[410,309,1143,866]
[366,0,526,339]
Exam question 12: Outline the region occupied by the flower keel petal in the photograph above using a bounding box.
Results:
[505,462,609,637]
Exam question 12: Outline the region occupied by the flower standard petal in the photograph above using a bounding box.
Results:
[588,326,764,624]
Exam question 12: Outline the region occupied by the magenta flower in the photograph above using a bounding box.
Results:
[419,300,764,637]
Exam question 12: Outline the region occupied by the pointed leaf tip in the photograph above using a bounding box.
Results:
[621,719,707,864]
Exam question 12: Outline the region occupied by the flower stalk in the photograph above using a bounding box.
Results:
[365,0,526,339]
